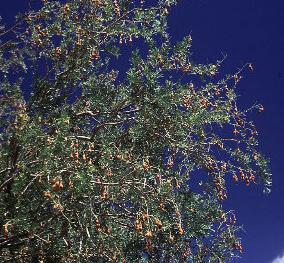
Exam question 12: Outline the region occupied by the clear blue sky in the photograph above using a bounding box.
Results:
[1,1,283,262]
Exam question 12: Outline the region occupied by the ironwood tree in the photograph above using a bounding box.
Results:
[0,0,271,262]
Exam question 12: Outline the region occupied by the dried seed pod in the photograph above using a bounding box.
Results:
[113,0,121,16]
[145,231,153,238]
[245,176,250,186]
[43,191,52,199]
[240,170,245,181]
[135,220,143,233]
[154,218,162,229]
[169,233,174,243]
[55,47,61,57]
[3,223,9,239]
[167,157,173,169]
[248,63,254,71]
[100,186,108,199]
[142,213,149,222]
[258,104,264,113]
[249,174,256,182]
[106,169,113,177]
[63,4,70,15]
[232,174,239,183]
[90,49,100,61]
[143,159,150,171]
[215,89,221,96]
[53,203,63,212]
[178,226,184,236]
[233,129,239,135]
[52,181,61,192]
[68,180,74,189]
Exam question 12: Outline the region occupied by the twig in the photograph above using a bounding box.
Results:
[20,173,42,196]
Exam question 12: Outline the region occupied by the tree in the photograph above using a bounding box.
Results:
[0,0,271,262]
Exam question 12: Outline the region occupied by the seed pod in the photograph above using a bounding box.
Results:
[100,186,108,199]
[3,223,9,239]
[95,219,101,232]
[240,170,245,181]
[249,174,256,182]
[55,47,61,57]
[215,90,221,96]
[52,181,60,191]
[135,220,143,233]
[145,231,153,238]
[236,117,244,126]
[142,213,149,222]
[258,105,264,113]
[221,163,227,171]
[59,181,64,190]
[143,159,150,171]
[178,226,184,236]
[169,233,174,243]
[248,63,254,71]
[233,129,239,135]
[63,4,70,15]
[43,191,52,199]
[245,176,250,186]
[68,180,74,189]
[154,218,162,229]
[113,0,121,16]
[181,64,191,73]
[232,174,238,183]
[106,169,113,177]
[53,203,63,212]
[167,157,173,169]
[90,49,100,61]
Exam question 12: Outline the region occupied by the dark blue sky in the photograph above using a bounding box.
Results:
[1,1,283,262]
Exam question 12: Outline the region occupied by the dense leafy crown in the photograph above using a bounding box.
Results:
[0,0,271,262]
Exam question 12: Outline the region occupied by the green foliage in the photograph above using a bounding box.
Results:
[0,0,271,262]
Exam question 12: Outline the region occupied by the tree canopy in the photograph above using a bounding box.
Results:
[0,0,271,262]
